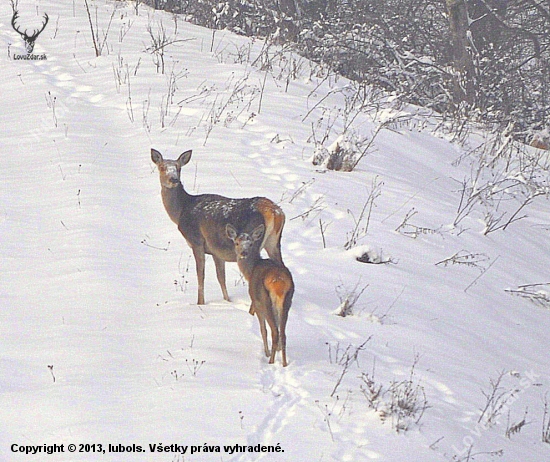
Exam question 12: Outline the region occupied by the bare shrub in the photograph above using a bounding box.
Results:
[327,339,371,397]
[334,280,369,318]
[478,371,515,427]
[505,283,550,309]
[453,132,550,233]
[344,176,383,249]
[360,355,429,433]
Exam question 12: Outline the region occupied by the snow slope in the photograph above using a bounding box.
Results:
[1,1,550,461]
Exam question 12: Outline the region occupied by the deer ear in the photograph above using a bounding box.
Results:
[151,149,163,164]
[178,150,192,167]
[226,224,238,241]
[252,224,265,242]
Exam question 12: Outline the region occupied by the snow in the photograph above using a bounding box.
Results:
[1,1,550,461]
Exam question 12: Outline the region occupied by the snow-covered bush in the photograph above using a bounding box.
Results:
[311,133,363,172]
[147,0,550,145]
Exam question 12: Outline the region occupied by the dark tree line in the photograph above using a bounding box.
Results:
[145,0,550,143]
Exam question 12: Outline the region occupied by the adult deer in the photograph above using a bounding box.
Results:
[11,9,49,54]
[151,149,285,305]
[226,223,294,367]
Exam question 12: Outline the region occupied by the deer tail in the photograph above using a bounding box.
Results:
[256,198,285,260]
[265,270,292,349]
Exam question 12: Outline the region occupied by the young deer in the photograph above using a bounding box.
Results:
[226,223,294,367]
[151,149,285,305]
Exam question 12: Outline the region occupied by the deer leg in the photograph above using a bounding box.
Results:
[212,255,230,301]
[192,247,206,305]
[256,313,270,358]
[264,314,279,364]
[279,312,288,367]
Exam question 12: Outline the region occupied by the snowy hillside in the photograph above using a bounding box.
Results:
[1,1,550,461]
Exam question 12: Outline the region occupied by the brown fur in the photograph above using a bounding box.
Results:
[531,138,550,151]
[152,149,285,305]
[266,270,292,315]
[530,132,550,151]
[227,223,294,366]
[256,197,285,249]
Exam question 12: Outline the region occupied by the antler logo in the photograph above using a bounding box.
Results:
[11,7,49,54]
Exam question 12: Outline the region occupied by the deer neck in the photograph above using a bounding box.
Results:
[160,182,191,225]
[237,253,262,282]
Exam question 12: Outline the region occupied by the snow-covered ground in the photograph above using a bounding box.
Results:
[1,1,550,461]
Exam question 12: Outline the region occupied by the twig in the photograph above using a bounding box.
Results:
[258,70,268,114]
[435,250,489,270]
[141,237,170,251]
[330,338,370,396]
[47,365,56,383]
[83,0,99,57]
[543,394,550,443]
[144,37,195,55]
[464,255,500,293]
[319,218,329,248]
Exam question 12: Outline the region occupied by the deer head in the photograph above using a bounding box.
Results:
[11,9,49,54]
[226,224,265,260]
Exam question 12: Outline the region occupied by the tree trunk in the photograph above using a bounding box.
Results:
[445,0,477,106]
[276,0,301,41]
